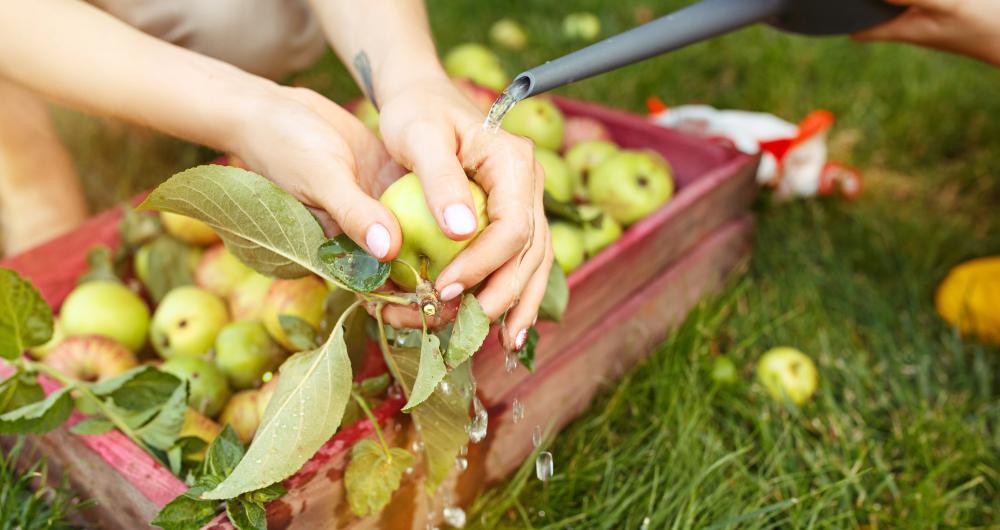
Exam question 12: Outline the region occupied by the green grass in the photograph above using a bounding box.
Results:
[28,0,1000,528]
[0,438,91,529]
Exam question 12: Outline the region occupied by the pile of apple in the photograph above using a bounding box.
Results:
[29,211,350,448]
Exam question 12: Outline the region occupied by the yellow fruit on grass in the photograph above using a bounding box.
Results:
[935,256,1000,345]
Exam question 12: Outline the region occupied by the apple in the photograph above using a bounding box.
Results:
[756,347,818,405]
[194,244,254,298]
[501,98,565,151]
[260,276,329,351]
[161,356,231,418]
[353,99,380,137]
[228,272,274,321]
[549,222,585,275]
[61,281,150,352]
[579,205,622,257]
[710,355,738,385]
[28,317,64,360]
[160,212,220,246]
[379,173,488,290]
[565,140,619,201]
[588,150,674,225]
[215,320,284,389]
[150,287,230,359]
[179,408,222,461]
[535,148,575,203]
[134,241,202,289]
[443,43,508,92]
[561,116,613,152]
[44,335,138,382]
[489,18,527,50]
[451,77,497,114]
[219,389,261,444]
[563,12,602,41]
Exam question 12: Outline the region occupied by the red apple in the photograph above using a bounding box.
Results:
[44,335,139,382]
[561,116,613,153]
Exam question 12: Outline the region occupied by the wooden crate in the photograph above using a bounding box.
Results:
[0,97,757,529]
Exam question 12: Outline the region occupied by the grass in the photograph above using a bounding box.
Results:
[17,0,1000,528]
[0,438,91,529]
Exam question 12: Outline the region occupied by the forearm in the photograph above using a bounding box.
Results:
[309,0,448,105]
[0,0,273,153]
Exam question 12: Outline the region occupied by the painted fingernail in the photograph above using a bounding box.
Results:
[514,329,528,351]
[444,204,477,236]
[439,283,464,302]
[365,223,390,259]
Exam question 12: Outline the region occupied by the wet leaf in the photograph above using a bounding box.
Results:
[402,333,445,412]
[445,295,490,367]
[317,235,390,293]
[203,425,245,479]
[517,327,539,372]
[344,439,414,517]
[0,268,53,360]
[0,386,73,434]
[538,265,569,322]
[278,314,318,351]
[226,498,267,530]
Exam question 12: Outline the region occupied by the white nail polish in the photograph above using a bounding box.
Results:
[365,224,390,259]
[514,329,528,350]
[444,204,477,235]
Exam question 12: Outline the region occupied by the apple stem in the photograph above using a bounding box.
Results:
[351,391,392,458]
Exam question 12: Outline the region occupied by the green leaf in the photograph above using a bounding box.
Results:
[0,372,45,414]
[244,482,286,504]
[226,498,267,530]
[143,235,197,303]
[344,439,414,517]
[0,268,54,360]
[139,165,327,279]
[202,326,352,499]
[0,386,73,434]
[517,327,539,372]
[69,417,114,435]
[203,425,246,479]
[119,206,163,248]
[132,381,188,450]
[151,490,218,530]
[538,265,569,322]
[445,294,490,367]
[358,373,390,397]
[402,333,445,412]
[317,235,390,292]
[77,245,121,285]
[90,366,183,410]
[385,347,472,493]
[278,314,318,351]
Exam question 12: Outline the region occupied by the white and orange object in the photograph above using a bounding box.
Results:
[647,98,861,199]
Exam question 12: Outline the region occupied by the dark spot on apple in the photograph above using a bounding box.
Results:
[178,319,188,329]
[160,336,169,348]
[637,175,649,187]
[789,361,800,375]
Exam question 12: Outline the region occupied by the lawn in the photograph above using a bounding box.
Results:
[19,0,1000,528]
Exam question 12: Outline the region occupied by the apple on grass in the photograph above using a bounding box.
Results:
[502,97,565,151]
[60,281,150,352]
[756,347,818,405]
[215,320,284,390]
[379,172,488,290]
[228,272,274,321]
[159,212,220,246]
[261,276,329,351]
[579,205,622,257]
[44,335,138,382]
[489,18,528,50]
[563,12,602,41]
[535,148,576,203]
[161,356,231,418]
[588,150,674,225]
[443,43,508,92]
[150,287,230,359]
[219,389,262,444]
[565,140,619,201]
[194,244,254,298]
[549,222,586,275]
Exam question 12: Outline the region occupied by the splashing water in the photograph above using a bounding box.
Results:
[532,425,542,447]
[455,456,468,471]
[442,506,467,528]
[511,398,525,423]
[504,351,519,373]
[640,516,651,530]
[483,78,530,131]
[535,451,554,481]
[467,396,488,443]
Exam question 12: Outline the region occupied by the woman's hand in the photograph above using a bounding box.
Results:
[853,0,1000,66]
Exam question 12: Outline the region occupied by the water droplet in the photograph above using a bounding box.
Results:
[442,506,466,528]
[411,440,424,452]
[640,516,651,530]
[535,451,553,481]
[467,396,488,443]
[255,458,262,464]
[511,398,525,423]
[504,352,519,373]
[459,445,468,456]
[538,510,546,518]
[439,380,451,394]
[394,423,403,432]
[262,371,273,383]
[455,456,468,471]
[532,425,542,447]
[405,466,415,475]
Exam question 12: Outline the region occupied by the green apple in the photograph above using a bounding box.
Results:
[710,356,738,385]
[194,245,254,298]
[179,408,222,461]
[228,272,274,321]
[162,356,231,418]
[353,99,380,136]
[28,317,64,360]
[502,97,565,151]
[563,12,601,41]
[579,206,622,257]
[489,18,527,50]
[61,281,150,352]
[151,287,230,359]
[379,172,488,290]
[443,43,508,91]
[219,389,261,444]
[160,212,220,246]
[260,276,329,351]
[756,347,819,405]
[44,335,138,382]
[215,320,284,389]
[561,116,613,152]
[565,140,618,200]
[549,222,585,275]
[535,148,575,203]
[588,150,674,225]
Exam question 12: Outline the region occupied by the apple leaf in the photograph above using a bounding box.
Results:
[77,245,122,285]
[143,235,197,303]
[139,165,326,279]
[445,294,490,368]
[204,425,245,479]
[0,386,73,434]
[0,269,54,361]
[202,325,352,499]
[0,372,45,414]
[278,314,318,351]
[131,381,188,450]
[538,265,569,322]
[118,206,163,248]
[151,487,218,530]
[344,439,414,517]
[402,333,445,412]
[70,417,114,435]
[226,498,267,530]
[385,347,472,493]
[90,366,184,411]
[517,327,539,372]
[317,235,390,293]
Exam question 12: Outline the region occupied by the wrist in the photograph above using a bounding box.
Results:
[372,53,450,105]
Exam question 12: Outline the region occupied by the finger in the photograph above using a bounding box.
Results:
[398,121,479,240]
[502,232,554,351]
[474,225,545,323]
[851,8,933,42]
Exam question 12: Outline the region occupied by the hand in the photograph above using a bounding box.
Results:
[376,77,553,351]
[852,0,1000,66]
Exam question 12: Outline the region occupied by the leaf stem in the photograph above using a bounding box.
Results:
[364,291,414,306]
[351,392,391,458]
[374,305,410,398]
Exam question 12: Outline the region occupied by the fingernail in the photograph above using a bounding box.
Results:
[439,283,464,301]
[365,223,390,259]
[514,329,528,351]
[444,204,477,236]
